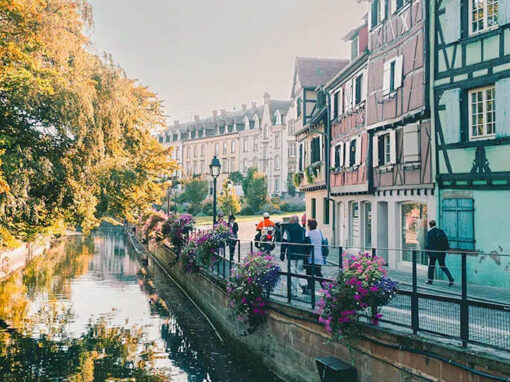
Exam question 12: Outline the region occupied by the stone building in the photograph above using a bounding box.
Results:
[157,94,294,197]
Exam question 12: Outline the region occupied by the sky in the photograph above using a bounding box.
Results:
[87,0,367,124]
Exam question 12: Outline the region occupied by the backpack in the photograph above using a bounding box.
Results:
[437,229,450,251]
[320,231,329,258]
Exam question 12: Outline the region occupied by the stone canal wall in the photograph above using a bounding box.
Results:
[0,240,52,281]
[147,243,509,382]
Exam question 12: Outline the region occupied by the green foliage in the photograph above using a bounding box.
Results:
[245,173,268,213]
[286,173,296,196]
[0,0,177,245]
[228,171,244,185]
[293,172,304,187]
[218,180,241,215]
[279,200,305,212]
[180,176,208,214]
[242,167,257,195]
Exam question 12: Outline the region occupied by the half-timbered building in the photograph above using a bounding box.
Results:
[291,57,349,240]
[432,0,510,287]
[365,0,434,268]
[325,21,373,249]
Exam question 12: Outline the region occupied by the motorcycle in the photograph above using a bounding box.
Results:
[255,225,276,254]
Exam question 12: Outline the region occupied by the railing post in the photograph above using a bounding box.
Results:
[222,243,226,279]
[287,255,292,304]
[411,249,419,335]
[339,246,343,270]
[460,252,469,347]
[237,239,241,264]
[311,250,316,309]
[250,241,253,254]
[216,246,220,276]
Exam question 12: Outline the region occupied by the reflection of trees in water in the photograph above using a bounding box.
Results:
[0,315,167,381]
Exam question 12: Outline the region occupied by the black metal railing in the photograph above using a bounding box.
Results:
[201,240,510,352]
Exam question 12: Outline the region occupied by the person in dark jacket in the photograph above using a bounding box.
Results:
[426,220,454,286]
[228,215,239,261]
[280,216,308,296]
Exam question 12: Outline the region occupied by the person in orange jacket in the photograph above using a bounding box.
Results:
[256,212,275,232]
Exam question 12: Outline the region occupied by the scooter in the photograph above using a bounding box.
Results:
[255,226,276,255]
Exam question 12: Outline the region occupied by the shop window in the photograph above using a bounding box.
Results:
[311,198,316,219]
[401,203,428,265]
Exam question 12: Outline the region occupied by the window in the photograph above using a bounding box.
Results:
[289,142,296,157]
[350,202,360,247]
[215,143,219,155]
[223,142,227,154]
[263,146,267,159]
[231,140,236,153]
[242,159,248,173]
[274,177,280,192]
[230,158,235,172]
[263,125,268,138]
[370,0,386,28]
[311,136,321,163]
[333,91,339,119]
[275,155,280,170]
[470,0,498,35]
[165,134,170,143]
[243,138,248,152]
[383,56,403,96]
[373,132,395,167]
[297,98,302,118]
[193,162,198,175]
[334,144,341,168]
[275,135,280,149]
[441,199,475,250]
[323,198,330,225]
[349,139,356,167]
[289,120,295,135]
[200,160,205,174]
[201,144,205,156]
[187,146,190,158]
[384,134,391,164]
[299,144,303,171]
[158,135,164,143]
[254,137,259,150]
[469,86,496,140]
[193,145,197,157]
[311,198,316,219]
[222,158,228,173]
[351,35,359,61]
[176,147,180,160]
[401,203,428,265]
[355,74,363,105]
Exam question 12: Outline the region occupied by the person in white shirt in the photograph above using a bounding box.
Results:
[303,219,324,295]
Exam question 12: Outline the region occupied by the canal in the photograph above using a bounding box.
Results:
[0,228,281,381]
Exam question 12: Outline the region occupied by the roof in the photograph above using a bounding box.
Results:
[291,57,350,97]
[270,99,292,116]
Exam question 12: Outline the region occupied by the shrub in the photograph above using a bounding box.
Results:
[180,240,199,273]
[140,210,167,242]
[316,253,398,344]
[279,201,305,212]
[200,200,213,216]
[259,202,280,215]
[195,223,232,267]
[226,252,281,330]
[162,213,194,252]
[240,205,255,215]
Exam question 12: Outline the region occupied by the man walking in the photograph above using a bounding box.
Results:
[426,220,454,286]
[280,216,308,296]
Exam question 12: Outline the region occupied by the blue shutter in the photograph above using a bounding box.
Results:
[441,199,474,250]
[499,0,510,25]
[439,88,461,144]
[496,78,510,139]
[443,0,461,44]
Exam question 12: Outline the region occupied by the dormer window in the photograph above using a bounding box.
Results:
[351,35,359,61]
[275,111,282,125]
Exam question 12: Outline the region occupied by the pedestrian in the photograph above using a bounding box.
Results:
[216,211,225,225]
[280,216,308,297]
[228,215,239,261]
[426,220,454,286]
[301,213,307,228]
[303,219,324,295]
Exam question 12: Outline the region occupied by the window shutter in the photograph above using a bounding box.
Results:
[361,70,368,102]
[390,0,397,13]
[383,61,391,96]
[394,56,403,89]
[403,123,420,162]
[345,82,353,111]
[443,0,461,44]
[330,92,335,120]
[372,135,379,167]
[380,0,386,22]
[355,136,362,165]
[389,129,397,164]
[439,88,461,144]
[351,79,356,109]
[339,142,345,167]
[500,0,510,25]
[338,88,343,115]
[496,78,510,138]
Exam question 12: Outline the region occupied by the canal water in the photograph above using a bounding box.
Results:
[0,229,281,381]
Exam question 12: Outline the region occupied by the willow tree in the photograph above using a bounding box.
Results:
[0,0,177,245]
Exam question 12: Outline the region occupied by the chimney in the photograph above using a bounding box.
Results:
[242,104,247,111]
[212,110,218,118]
[263,92,271,105]
[220,109,226,116]
[251,102,257,110]
[173,120,179,126]
[194,114,200,122]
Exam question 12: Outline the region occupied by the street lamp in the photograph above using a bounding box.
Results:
[209,155,221,225]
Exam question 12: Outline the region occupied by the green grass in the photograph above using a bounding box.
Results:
[194,211,305,226]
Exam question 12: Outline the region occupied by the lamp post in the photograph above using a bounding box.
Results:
[209,156,221,225]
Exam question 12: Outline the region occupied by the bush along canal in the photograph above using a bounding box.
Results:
[0,228,281,381]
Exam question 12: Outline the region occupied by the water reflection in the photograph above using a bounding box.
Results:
[0,229,280,381]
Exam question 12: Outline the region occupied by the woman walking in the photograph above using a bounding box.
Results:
[303,219,324,295]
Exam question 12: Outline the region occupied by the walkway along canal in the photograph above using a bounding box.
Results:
[0,228,281,381]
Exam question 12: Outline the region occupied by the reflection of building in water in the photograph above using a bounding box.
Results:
[90,232,139,282]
